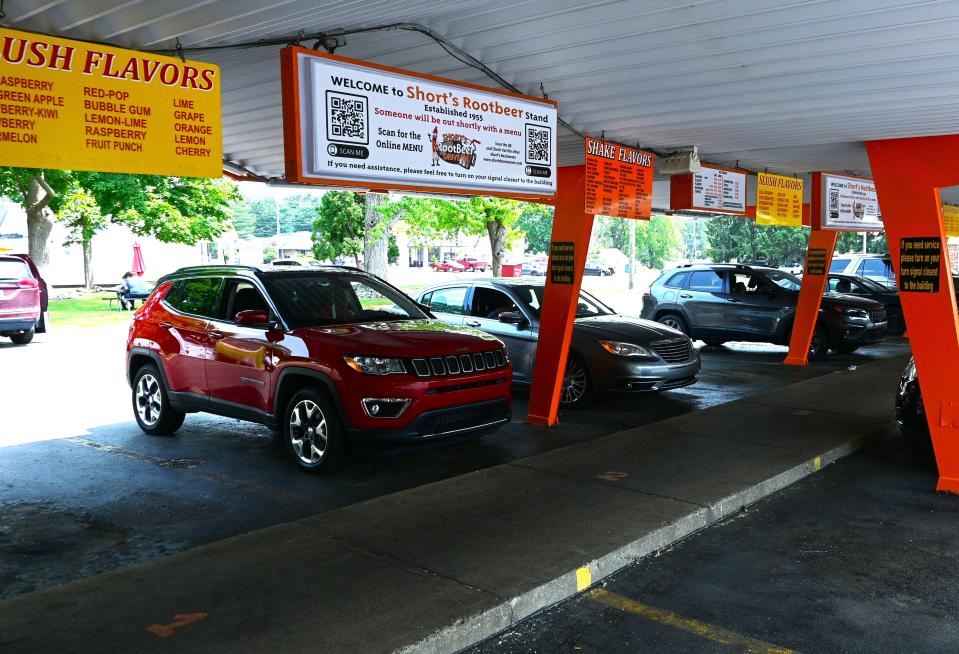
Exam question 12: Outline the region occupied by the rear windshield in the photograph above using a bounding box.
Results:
[829,258,850,273]
[0,259,30,280]
[263,272,426,328]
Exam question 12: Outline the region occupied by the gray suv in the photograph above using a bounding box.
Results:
[641,264,887,358]
[416,279,700,407]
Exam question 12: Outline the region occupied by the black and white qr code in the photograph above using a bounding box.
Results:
[525,124,551,165]
[326,91,368,144]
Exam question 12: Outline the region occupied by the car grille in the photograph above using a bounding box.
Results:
[869,307,887,323]
[650,339,692,363]
[410,349,507,377]
[419,400,510,437]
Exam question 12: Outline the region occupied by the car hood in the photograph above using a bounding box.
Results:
[822,292,884,309]
[572,314,687,342]
[296,319,501,356]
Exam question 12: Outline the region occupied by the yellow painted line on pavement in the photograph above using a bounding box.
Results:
[576,566,592,591]
[590,589,799,653]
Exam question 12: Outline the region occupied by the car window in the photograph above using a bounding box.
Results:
[828,277,859,294]
[861,258,894,278]
[221,280,271,321]
[508,285,611,319]
[426,287,467,315]
[688,270,725,292]
[0,259,31,280]
[830,258,850,273]
[665,271,690,289]
[471,287,518,318]
[854,276,893,293]
[729,273,773,294]
[761,270,802,291]
[166,277,223,318]
[263,273,425,327]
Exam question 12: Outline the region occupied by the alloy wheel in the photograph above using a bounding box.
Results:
[660,316,685,333]
[135,374,162,426]
[561,359,587,405]
[289,399,328,465]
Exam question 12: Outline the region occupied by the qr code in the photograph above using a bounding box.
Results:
[525,124,551,165]
[326,91,368,144]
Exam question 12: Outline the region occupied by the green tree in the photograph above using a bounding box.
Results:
[248,198,279,237]
[58,186,106,288]
[262,245,277,263]
[312,191,365,266]
[704,216,810,266]
[595,215,629,252]
[634,216,681,269]
[516,204,554,254]
[836,231,888,255]
[0,168,74,268]
[230,202,257,239]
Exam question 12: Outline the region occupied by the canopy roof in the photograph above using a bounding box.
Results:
[6,0,959,180]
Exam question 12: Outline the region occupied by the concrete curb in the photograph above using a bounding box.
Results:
[397,433,873,654]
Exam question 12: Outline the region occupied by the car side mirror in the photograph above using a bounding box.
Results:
[498,311,525,325]
[235,309,272,326]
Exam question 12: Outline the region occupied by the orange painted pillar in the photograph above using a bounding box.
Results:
[783,228,839,365]
[866,135,959,493]
[527,165,594,426]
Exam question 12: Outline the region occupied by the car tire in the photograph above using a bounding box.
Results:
[132,364,185,436]
[9,328,34,345]
[898,384,933,454]
[560,353,593,409]
[283,387,347,473]
[657,313,689,335]
[809,325,829,360]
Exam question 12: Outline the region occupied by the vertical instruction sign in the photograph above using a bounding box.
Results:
[899,238,942,293]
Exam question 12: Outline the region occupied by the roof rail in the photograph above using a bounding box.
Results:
[170,264,262,274]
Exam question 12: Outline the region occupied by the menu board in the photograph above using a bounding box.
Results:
[281,47,557,198]
[943,204,959,237]
[0,27,221,177]
[899,237,941,293]
[692,166,747,214]
[756,172,803,227]
[821,173,883,231]
[584,138,654,219]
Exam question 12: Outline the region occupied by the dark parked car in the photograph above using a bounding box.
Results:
[641,264,888,359]
[416,279,700,408]
[126,265,512,473]
[584,260,611,276]
[896,357,931,453]
[827,273,905,335]
[830,254,897,290]
[0,253,47,345]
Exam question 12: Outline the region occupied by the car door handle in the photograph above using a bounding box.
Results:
[727,298,741,303]
[679,293,692,298]
[209,330,225,340]
[159,321,173,330]
[465,320,481,327]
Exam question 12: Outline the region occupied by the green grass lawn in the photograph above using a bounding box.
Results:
[48,296,135,328]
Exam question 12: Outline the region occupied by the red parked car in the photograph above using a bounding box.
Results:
[457,257,489,272]
[0,253,47,345]
[125,265,512,472]
[430,259,466,272]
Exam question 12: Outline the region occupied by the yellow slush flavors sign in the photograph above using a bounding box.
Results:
[0,28,221,177]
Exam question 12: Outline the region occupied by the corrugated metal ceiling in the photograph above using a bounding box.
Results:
[5,0,959,180]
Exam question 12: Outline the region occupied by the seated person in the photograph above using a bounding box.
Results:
[119,272,149,310]
[486,298,517,319]
[835,278,852,294]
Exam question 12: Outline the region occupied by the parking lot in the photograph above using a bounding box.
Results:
[0,320,910,601]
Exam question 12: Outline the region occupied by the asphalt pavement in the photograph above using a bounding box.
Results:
[0,322,910,601]
[467,429,958,654]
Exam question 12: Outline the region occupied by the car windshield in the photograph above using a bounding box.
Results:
[762,270,802,291]
[852,275,894,293]
[0,259,30,280]
[263,272,426,328]
[510,285,614,319]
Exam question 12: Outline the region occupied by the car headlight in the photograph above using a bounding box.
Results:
[344,355,406,375]
[599,340,651,357]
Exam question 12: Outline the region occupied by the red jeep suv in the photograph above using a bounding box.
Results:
[126,265,512,472]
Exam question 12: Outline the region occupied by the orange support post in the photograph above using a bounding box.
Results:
[784,236,838,364]
[526,166,594,426]
[866,135,959,493]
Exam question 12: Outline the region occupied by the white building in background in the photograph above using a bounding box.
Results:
[0,200,217,287]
